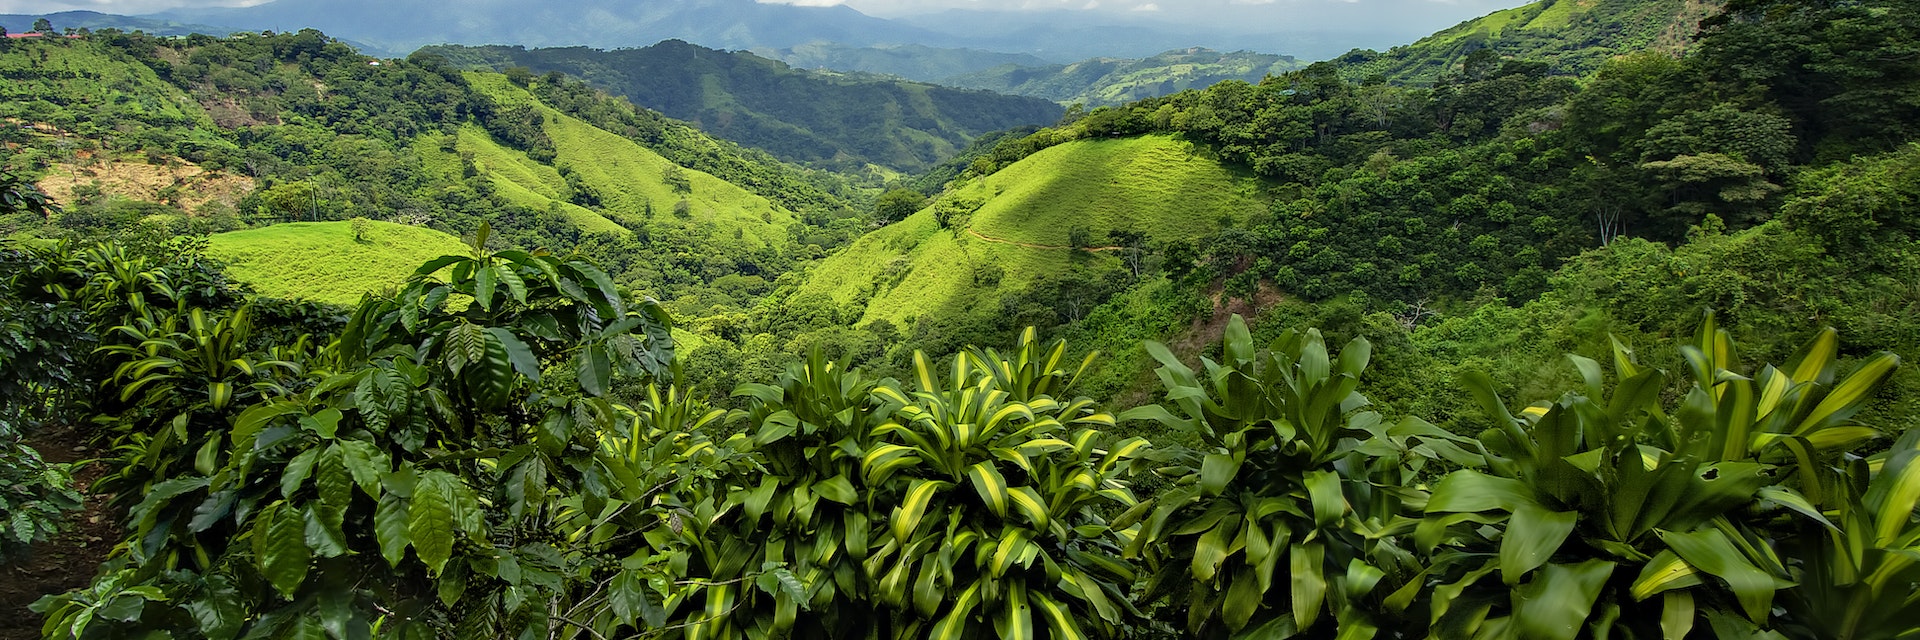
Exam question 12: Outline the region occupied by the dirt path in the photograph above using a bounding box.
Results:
[1,427,120,640]
[964,228,1126,252]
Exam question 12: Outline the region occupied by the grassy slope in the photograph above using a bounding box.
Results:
[1338,0,1717,85]
[0,39,210,130]
[462,73,798,248]
[208,220,470,306]
[801,135,1262,324]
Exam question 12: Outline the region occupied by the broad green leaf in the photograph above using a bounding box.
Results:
[1031,591,1088,640]
[1427,470,1536,513]
[1662,592,1695,640]
[1501,504,1578,585]
[893,480,949,544]
[486,327,541,382]
[1290,542,1326,630]
[375,492,410,567]
[930,581,983,640]
[1513,560,1614,640]
[1658,528,1789,622]
[1201,453,1241,497]
[1304,470,1346,527]
[262,504,311,599]
[1630,551,1704,600]
[410,473,457,576]
[610,571,660,628]
[995,581,1034,640]
[815,474,858,505]
[967,463,1009,518]
[1794,352,1898,435]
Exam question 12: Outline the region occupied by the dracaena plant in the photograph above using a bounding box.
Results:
[1116,315,1480,638]
[861,330,1148,640]
[39,226,687,640]
[1417,314,1899,639]
[655,352,889,640]
[1771,428,1920,640]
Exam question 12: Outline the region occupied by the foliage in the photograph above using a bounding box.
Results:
[1118,316,1479,636]
[1419,314,1901,638]
[0,442,82,564]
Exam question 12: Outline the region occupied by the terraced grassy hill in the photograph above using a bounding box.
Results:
[208,220,469,306]
[443,73,801,249]
[799,134,1264,324]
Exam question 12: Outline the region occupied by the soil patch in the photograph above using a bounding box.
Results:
[37,156,254,214]
[0,427,120,640]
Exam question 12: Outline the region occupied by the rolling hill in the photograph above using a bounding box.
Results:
[798,134,1264,324]
[207,220,469,306]
[449,72,801,249]
[421,41,1065,173]
[942,48,1304,107]
[1336,0,1723,85]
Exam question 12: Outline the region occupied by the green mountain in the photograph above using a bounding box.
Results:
[751,43,1051,85]
[0,29,860,316]
[941,48,1304,106]
[1336,0,1723,85]
[801,134,1259,323]
[417,41,1066,173]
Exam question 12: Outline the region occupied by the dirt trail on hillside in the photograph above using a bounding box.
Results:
[965,228,1126,252]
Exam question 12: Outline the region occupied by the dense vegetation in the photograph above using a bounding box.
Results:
[1,230,1915,638]
[421,41,1065,173]
[5,0,1920,636]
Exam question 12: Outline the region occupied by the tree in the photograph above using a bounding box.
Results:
[871,188,924,224]
[32,18,51,34]
[1109,228,1148,276]
[663,164,691,194]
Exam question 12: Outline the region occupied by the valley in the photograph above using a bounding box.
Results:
[3,0,1920,637]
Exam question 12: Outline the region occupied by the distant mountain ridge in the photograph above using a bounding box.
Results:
[421,41,1065,173]
[154,0,935,57]
[942,48,1305,107]
[0,10,233,37]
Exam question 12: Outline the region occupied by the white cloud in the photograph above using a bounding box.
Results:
[1131,2,1158,9]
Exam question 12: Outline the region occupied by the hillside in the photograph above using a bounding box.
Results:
[0,30,865,324]
[1336,0,1722,85]
[453,72,800,248]
[942,48,1303,107]
[798,135,1261,324]
[421,42,1064,173]
[752,43,1050,84]
[207,220,468,306]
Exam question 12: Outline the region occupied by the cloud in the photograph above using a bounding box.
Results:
[1130,2,1158,9]
[0,0,267,14]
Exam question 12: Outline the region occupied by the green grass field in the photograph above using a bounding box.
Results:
[799,134,1263,324]
[208,220,471,306]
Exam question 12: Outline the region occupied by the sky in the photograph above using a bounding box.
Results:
[0,0,1527,35]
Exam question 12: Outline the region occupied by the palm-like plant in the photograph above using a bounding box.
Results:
[1771,429,1920,640]
[863,330,1147,640]
[658,352,889,640]
[1419,315,1900,638]
[1117,315,1478,637]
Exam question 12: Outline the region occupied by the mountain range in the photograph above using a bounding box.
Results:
[421,40,1065,173]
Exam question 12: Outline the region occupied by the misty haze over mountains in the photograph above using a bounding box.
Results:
[5,0,1510,63]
